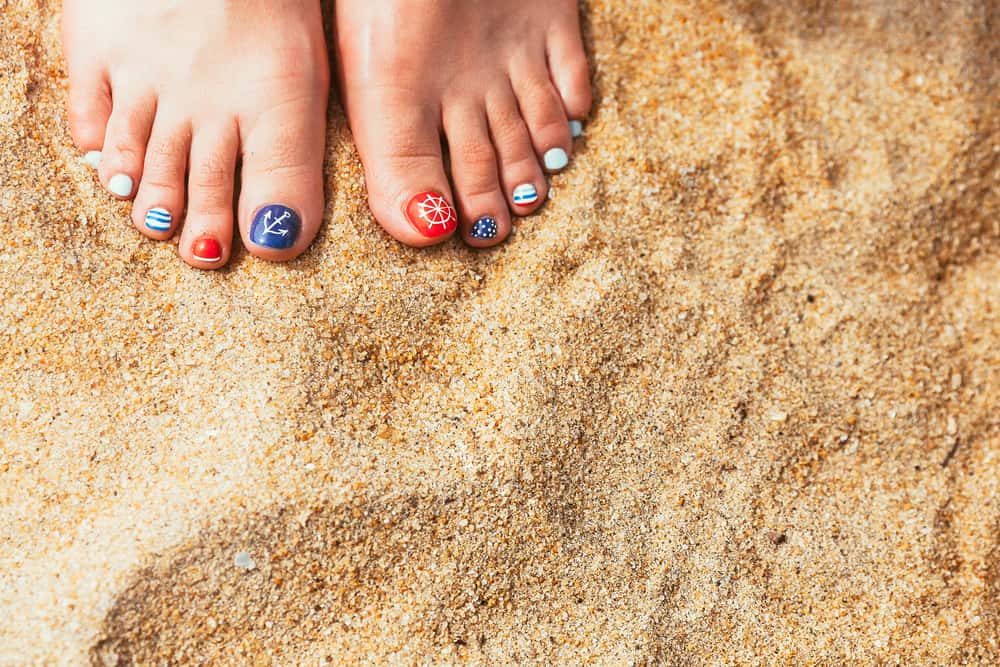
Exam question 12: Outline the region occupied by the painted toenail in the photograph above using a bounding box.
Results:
[569,121,584,138]
[84,151,102,169]
[192,237,223,263]
[513,184,539,207]
[144,207,172,232]
[470,216,498,240]
[108,174,134,198]
[405,191,458,238]
[543,148,570,172]
[250,204,301,250]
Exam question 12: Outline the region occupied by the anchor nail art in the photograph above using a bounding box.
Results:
[406,191,458,238]
[543,148,569,172]
[192,237,223,263]
[144,207,172,232]
[470,216,498,240]
[569,121,584,138]
[250,204,301,250]
[84,151,102,169]
[108,173,134,198]
[513,184,539,207]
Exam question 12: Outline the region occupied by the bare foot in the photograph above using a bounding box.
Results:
[334,0,592,248]
[62,0,330,269]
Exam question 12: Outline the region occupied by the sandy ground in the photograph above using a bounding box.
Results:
[1,0,998,664]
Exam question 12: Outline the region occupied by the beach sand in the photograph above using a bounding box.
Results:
[1,0,998,664]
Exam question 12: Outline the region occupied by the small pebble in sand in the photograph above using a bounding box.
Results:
[234,551,256,571]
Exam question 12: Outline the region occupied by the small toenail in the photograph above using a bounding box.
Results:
[144,207,173,232]
[250,204,301,250]
[108,174,134,198]
[470,216,498,240]
[513,184,539,207]
[192,237,223,263]
[569,121,584,138]
[84,151,102,169]
[543,148,570,172]
[405,191,458,238]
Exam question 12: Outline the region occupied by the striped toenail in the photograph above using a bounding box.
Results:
[406,191,458,238]
[144,207,172,232]
[543,148,569,171]
[470,216,498,240]
[513,184,539,207]
[250,204,301,250]
[569,121,584,138]
[192,237,223,263]
[108,173,134,198]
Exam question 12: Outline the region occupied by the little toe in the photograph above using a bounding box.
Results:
[485,85,548,216]
[238,98,327,262]
[66,62,112,158]
[347,90,458,247]
[132,118,191,240]
[547,19,594,123]
[97,88,157,200]
[510,53,574,174]
[444,103,512,248]
[178,124,239,270]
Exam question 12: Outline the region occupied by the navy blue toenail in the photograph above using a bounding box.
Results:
[250,204,301,250]
[470,216,498,240]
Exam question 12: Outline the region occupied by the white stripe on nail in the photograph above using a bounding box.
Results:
[144,208,172,231]
[513,184,539,206]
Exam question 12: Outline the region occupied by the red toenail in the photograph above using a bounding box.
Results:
[405,191,458,238]
[192,237,223,263]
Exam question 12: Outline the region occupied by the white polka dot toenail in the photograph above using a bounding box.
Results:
[544,148,569,171]
[108,174,134,197]
[84,151,102,169]
[569,121,584,138]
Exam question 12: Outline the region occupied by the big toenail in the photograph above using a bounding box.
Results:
[84,151,102,169]
[513,184,539,207]
[543,148,569,172]
[405,191,458,238]
[144,207,172,232]
[569,121,584,138]
[108,174,134,197]
[250,204,301,250]
[470,216,498,240]
[192,237,223,263]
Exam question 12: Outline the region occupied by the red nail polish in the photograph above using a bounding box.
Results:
[406,191,458,238]
[192,237,223,263]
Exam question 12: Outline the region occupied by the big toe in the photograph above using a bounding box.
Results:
[347,90,458,247]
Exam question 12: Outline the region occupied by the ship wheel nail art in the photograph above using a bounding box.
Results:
[513,184,539,207]
[144,207,172,232]
[405,191,458,238]
[470,216,498,240]
[192,237,223,263]
[250,204,301,250]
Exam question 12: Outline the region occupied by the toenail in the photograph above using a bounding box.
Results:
[405,191,458,238]
[569,121,584,138]
[108,173,134,198]
[513,184,539,207]
[192,237,223,263]
[543,148,570,172]
[144,207,173,232]
[470,216,498,240]
[84,151,102,169]
[250,204,301,250]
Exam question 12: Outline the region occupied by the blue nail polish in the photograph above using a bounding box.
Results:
[471,216,498,240]
[250,204,301,250]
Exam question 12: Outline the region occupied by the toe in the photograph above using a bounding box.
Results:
[510,52,573,174]
[485,84,548,216]
[132,117,191,240]
[347,89,457,247]
[97,88,157,200]
[237,97,327,262]
[178,123,239,270]
[443,102,511,248]
[66,62,112,157]
[547,19,593,122]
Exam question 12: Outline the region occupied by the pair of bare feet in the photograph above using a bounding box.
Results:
[62,0,592,268]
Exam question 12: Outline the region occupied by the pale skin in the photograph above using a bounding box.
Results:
[62,0,592,268]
